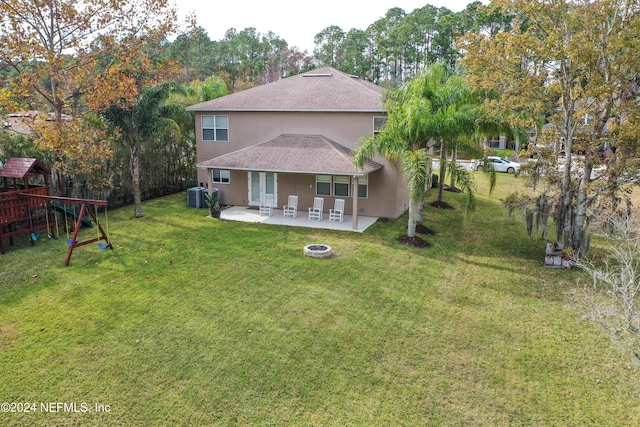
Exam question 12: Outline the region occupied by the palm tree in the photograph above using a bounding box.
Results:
[354,134,430,238]
[354,63,480,238]
[167,76,228,107]
[444,132,486,214]
[102,83,189,218]
[418,66,478,206]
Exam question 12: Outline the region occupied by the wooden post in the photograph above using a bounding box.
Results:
[65,203,86,266]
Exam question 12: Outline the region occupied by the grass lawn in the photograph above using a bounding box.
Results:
[1,174,639,426]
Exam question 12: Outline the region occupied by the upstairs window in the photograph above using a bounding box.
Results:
[202,115,229,141]
[373,117,387,137]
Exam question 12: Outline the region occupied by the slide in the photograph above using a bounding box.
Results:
[50,201,94,228]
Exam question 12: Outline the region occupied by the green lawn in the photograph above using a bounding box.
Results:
[1,175,638,426]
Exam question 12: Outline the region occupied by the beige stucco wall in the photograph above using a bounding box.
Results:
[196,111,408,219]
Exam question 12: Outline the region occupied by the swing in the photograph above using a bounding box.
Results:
[54,205,61,240]
[16,193,114,266]
[44,201,55,240]
[29,203,39,242]
[66,203,77,245]
[97,205,111,250]
[31,202,50,241]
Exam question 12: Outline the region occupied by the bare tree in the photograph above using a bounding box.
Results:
[576,203,640,363]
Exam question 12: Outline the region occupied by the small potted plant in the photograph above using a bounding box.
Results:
[561,246,575,268]
[561,246,574,260]
[203,191,222,218]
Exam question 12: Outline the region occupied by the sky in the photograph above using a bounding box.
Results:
[174,0,478,53]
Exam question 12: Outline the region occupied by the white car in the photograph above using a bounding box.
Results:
[471,156,521,174]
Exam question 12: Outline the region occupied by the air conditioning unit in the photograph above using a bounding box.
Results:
[187,187,204,208]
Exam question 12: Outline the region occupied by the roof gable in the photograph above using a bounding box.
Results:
[187,67,384,113]
[0,157,51,179]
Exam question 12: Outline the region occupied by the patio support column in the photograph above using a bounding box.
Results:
[205,168,213,195]
[352,176,359,231]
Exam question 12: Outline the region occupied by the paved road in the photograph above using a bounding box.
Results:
[432,160,473,171]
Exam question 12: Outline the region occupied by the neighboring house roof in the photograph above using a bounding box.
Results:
[533,119,613,136]
[197,134,383,176]
[187,67,385,113]
[0,157,50,179]
[2,111,73,136]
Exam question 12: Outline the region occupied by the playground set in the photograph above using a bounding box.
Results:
[0,157,112,266]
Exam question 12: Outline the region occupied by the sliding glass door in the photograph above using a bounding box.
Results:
[248,172,277,206]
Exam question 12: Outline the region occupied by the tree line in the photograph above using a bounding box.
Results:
[163,1,510,88]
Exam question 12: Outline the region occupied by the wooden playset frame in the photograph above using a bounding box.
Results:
[1,158,113,266]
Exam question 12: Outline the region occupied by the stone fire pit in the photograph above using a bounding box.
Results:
[303,244,333,259]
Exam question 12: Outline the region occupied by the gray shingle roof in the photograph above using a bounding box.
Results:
[197,134,382,176]
[187,67,384,112]
[2,111,72,136]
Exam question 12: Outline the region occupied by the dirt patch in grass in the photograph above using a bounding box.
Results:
[396,234,431,247]
[0,322,18,350]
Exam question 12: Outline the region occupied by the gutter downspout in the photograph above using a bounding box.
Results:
[352,176,359,231]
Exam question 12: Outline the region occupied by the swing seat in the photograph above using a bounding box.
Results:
[31,233,38,241]
[68,239,77,245]
[98,242,111,250]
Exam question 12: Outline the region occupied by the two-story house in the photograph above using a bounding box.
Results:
[188,67,409,226]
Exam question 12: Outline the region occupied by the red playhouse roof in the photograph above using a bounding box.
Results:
[0,158,51,179]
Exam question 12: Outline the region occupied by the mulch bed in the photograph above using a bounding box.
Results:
[444,185,464,193]
[416,223,436,235]
[396,234,431,247]
[430,200,455,210]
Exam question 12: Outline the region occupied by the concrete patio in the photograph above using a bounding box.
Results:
[218,206,378,233]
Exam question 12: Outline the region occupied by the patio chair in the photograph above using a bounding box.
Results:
[308,197,324,221]
[329,198,345,223]
[259,194,274,217]
[283,195,298,218]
